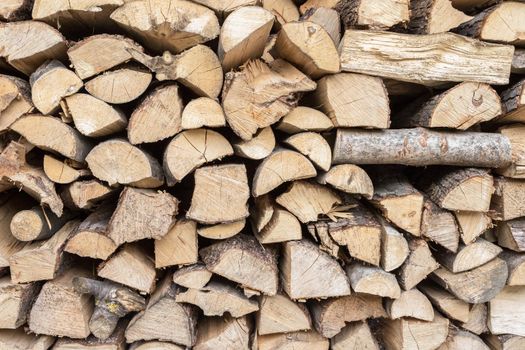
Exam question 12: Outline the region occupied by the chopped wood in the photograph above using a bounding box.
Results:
[385,289,434,321]
[513,49,525,73]
[172,264,212,289]
[455,211,493,244]
[61,179,114,210]
[317,164,373,199]
[163,129,233,185]
[86,139,164,188]
[0,328,54,350]
[200,234,278,295]
[0,0,31,21]
[440,327,489,350]
[301,7,341,44]
[460,303,489,335]
[276,106,333,134]
[284,132,331,171]
[53,321,127,350]
[337,0,410,30]
[233,127,276,160]
[255,207,302,244]
[181,97,226,130]
[262,0,299,28]
[111,0,219,54]
[490,177,525,221]
[435,238,502,273]
[339,30,514,86]
[333,128,513,167]
[257,293,311,335]
[489,286,525,337]
[346,263,401,299]
[131,341,184,350]
[9,220,79,283]
[192,0,257,18]
[0,194,34,268]
[409,0,472,34]
[187,164,249,224]
[495,79,525,125]
[398,239,440,290]
[313,73,390,128]
[154,219,198,268]
[251,195,274,233]
[299,0,339,14]
[0,21,67,75]
[500,250,525,286]
[197,220,246,240]
[258,330,329,350]
[108,187,178,246]
[10,206,72,241]
[380,219,410,272]
[252,149,317,197]
[331,321,380,350]
[496,124,525,178]
[420,199,460,252]
[43,155,89,184]
[0,277,39,329]
[497,218,525,252]
[194,315,251,350]
[484,334,525,350]
[0,74,33,132]
[307,221,340,258]
[419,282,470,322]
[85,65,151,104]
[218,6,274,71]
[281,239,350,300]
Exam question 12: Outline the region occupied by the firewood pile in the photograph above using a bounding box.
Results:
[1,0,525,349]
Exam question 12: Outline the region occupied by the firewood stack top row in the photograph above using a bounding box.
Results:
[1,0,525,349]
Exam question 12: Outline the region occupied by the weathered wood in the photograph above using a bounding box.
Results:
[10,206,72,241]
[385,289,434,321]
[513,49,525,73]
[484,334,525,350]
[496,124,525,179]
[398,239,440,290]
[380,219,410,272]
[460,303,489,335]
[347,263,401,299]
[277,106,333,134]
[155,219,198,268]
[435,238,502,273]
[258,330,329,350]
[197,220,245,240]
[495,79,525,125]
[331,321,380,350]
[497,218,525,252]
[339,29,514,86]
[284,132,331,171]
[254,204,302,244]
[489,286,525,337]
[439,327,489,350]
[0,329,54,350]
[300,0,339,14]
[61,180,114,210]
[172,264,212,289]
[131,341,184,350]
[419,283,470,322]
[420,199,460,252]
[0,193,33,268]
[0,74,33,132]
[337,0,410,30]
[409,0,472,34]
[191,0,257,18]
[257,293,311,335]
[181,97,226,130]
[500,250,525,286]
[0,277,39,329]
[262,0,299,28]
[490,177,525,221]
[455,211,493,244]
[302,7,341,45]
[52,320,127,350]
[43,155,89,185]
[233,127,276,160]
[317,164,373,199]
[194,315,251,350]
[0,0,31,21]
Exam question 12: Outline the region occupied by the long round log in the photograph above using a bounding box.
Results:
[333,128,512,167]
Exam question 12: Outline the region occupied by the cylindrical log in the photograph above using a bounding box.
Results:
[333,128,512,167]
[10,207,72,241]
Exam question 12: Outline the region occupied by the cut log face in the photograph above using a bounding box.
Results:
[439,327,489,350]
[455,211,493,245]
[108,187,178,246]
[233,126,276,160]
[200,234,278,295]
[258,330,329,350]
[460,303,488,335]
[194,315,251,350]
[61,179,114,210]
[110,0,220,54]
[281,239,350,300]
[172,264,212,289]
[255,207,302,244]
[409,0,472,34]
[10,206,72,241]
[435,238,502,273]
[257,293,311,335]
[302,7,341,45]
[64,93,127,138]
[43,155,89,184]
[192,0,257,18]
[85,65,151,104]
[497,218,525,252]
[218,6,274,71]
[299,0,339,14]
[30,60,83,115]
[491,177,525,221]
[187,164,249,224]
[420,199,460,252]
[380,219,410,272]
[262,0,299,28]
[163,129,233,185]
[331,321,380,350]
[432,257,508,303]
[419,283,470,322]
[197,220,246,240]
[222,59,316,141]
[310,293,386,338]
[497,124,525,179]
[489,286,525,337]
[317,164,374,199]
[274,21,340,79]
[128,84,184,145]
[132,342,185,350]
[385,289,434,321]
[500,250,525,286]
[338,0,410,30]
[10,115,92,162]
[0,74,33,132]
[67,34,144,80]
[252,149,317,197]
[181,97,226,130]
[86,139,164,188]
[339,30,514,86]
[347,263,401,299]
[398,239,440,290]
[394,82,502,129]
[0,277,39,329]
[0,21,67,75]
[314,73,390,128]
[277,106,333,134]
[284,132,331,171]
[154,219,198,268]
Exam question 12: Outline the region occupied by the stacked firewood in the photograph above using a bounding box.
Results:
[1,0,525,349]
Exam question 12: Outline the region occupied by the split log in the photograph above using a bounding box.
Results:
[419,283,470,322]
[380,219,410,272]
[313,73,390,128]
[192,0,257,18]
[218,6,274,71]
[200,234,278,295]
[284,132,331,171]
[262,0,299,28]
[86,139,164,188]
[251,195,275,234]
[176,281,258,317]
[64,204,117,260]
[128,84,183,145]
[513,49,525,73]
[346,263,401,299]
[10,115,92,162]
[43,155,89,184]
[301,7,341,45]
[154,219,198,268]
[61,180,114,210]
[0,74,33,132]
[439,327,489,350]
[317,164,373,199]
[9,220,79,284]
[181,97,226,130]
[125,275,198,347]
[435,239,502,273]
[63,93,127,138]
[497,219,525,252]
[432,257,508,303]
[222,59,316,141]
[108,187,178,246]
[253,198,301,244]
[496,79,525,125]
[29,267,94,339]
[276,181,341,223]
[489,286,525,337]
[0,21,67,75]
[460,303,489,335]
[455,211,493,244]
[333,128,513,167]
[496,124,525,178]
[409,0,472,34]
[197,220,245,240]
[84,65,151,104]
[0,193,33,268]
[0,329,54,349]
[454,2,525,45]
[274,21,340,78]
[484,334,525,350]
[500,250,525,286]
[128,45,223,99]
[281,239,350,300]
[10,206,72,241]
[172,264,212,289]
[310,293,386,338]
[331,321,380,350]
[385,289,434,321]
[194,315,251,350]
[187,164,249,224]
[131,341,184,350]
[0,0,31,21]
[421,199,459,252]
[398,239,440,290]
[0,277,39,329]
[110,0,220,54]
[276,106,333,134]
[233,127,275,160]
[307,221,340,258]
[163,129,233,185]
[67,35,144,80]
[258,330,329,350]
[299,0,339,13]
[393,82,502,129]
[339,29,514,86]
[53,321,127,350]
[257,293,311,335]
[252,149,317,197]
[337,0,410,30]
[491,177,525,221]
[73,277,145,340]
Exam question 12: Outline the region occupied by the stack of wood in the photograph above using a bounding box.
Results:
[1,0,525,349]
